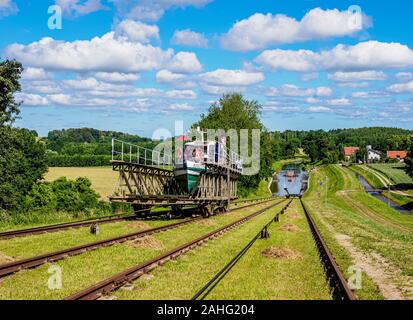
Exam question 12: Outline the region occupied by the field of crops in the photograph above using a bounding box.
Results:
[45,167,117,200]
[369,164,413,185]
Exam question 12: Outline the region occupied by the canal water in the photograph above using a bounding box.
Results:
[352,171,411,215]
[270,164,308,197]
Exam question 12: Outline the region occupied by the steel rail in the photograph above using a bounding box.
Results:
[64,199,287,300]
[299,198,356,300]
[0,198,272,240]
[192,200,293,300]
[0,213,141,240]
[0,206,200,240]
[0,198,281,278]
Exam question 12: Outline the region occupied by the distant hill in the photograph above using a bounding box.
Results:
[43,128,156,160]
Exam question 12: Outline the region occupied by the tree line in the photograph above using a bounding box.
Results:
[273,127,413,165]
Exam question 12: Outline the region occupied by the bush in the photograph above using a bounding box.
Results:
[24,177,102,213]
[23,183,56,210]
[0,126,47,211]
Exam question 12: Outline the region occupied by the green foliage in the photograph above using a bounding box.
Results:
[405,136,413,178]
[24,177,103,213]
[300,130,338,164]
[43,127,157,166]
[23,183,56,210]
[0,59,23,125]
[194,93,263,130]
[46,154,112,167]
[46,127,154,154]
[193,93,277,194]
[0,126,47,211]
[275,127,412,164]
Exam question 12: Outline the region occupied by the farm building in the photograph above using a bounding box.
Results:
[387,150,408,162]
[367,145,382,162]
[343,147,359,160]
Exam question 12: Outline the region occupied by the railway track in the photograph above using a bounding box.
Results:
[0,208,198,240]
[192,199,293,300]
[191,198,355,301]
[0,198,280,279]
[299,198,355,300]
[64,199,288,300]
[0,213,139,240]
[0,197,272,240]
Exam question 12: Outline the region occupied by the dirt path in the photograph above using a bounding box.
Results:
[306,199,413,300]
[335,234,412,300]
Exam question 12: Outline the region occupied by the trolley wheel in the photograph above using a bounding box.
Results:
[221,201,229,212]
[200,205,212,218]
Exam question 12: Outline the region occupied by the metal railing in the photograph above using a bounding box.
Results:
[112,138,242,173]
[111,139,173,169]
[203,143,243,174]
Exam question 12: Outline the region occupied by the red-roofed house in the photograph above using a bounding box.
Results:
[343,147,359,160]
[387,151,408,162]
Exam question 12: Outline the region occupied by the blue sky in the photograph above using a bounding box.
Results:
[1,0,413,137]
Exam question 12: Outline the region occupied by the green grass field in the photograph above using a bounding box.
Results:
[116,199,331,300]
[0,200,286,300]
[45,167,117,200]
[369,164,413,185]
[303,165,413,299]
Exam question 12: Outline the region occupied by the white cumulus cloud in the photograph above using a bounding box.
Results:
[255,41,413,72]
[6,32,174,73]
[55,0,105,17]
[388,81,413,93]
[328,70,387,82]
[156,69,186,83]
[221,8,371,51]
[352,91,387,99]
[200,69,264,86]
[114,19,159,43]
[110,0,212,22]
[307,106,332,113]
[22,67,53,81]
[169,103,194,110]
[265,84,332,97]
[171,29,208,48]
[93,72,139,83]
[167,51,202,73]
[327,98,352,106]
[15,93,49,106]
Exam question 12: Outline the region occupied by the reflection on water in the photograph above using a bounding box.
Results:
[353,171,411,215]
[270,164,308,196]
